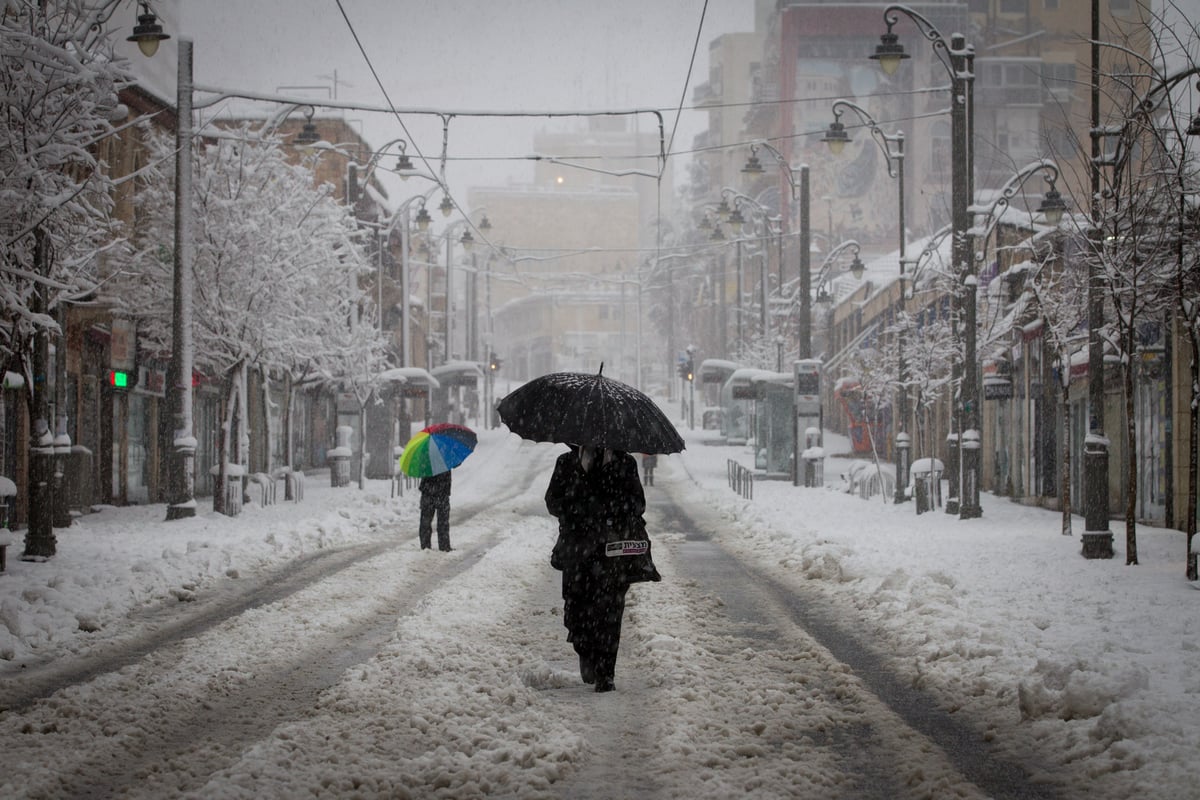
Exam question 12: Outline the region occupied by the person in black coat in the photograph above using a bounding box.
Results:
[545,445,658,692]
[418,470,453,551]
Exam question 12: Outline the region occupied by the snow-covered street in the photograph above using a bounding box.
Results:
[1,422,1197,799]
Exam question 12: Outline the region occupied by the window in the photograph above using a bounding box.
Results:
[1109,0,1132,13]
[1000,0,1027,12]
[1041,62,1076,103]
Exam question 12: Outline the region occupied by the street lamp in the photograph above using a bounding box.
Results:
[872,4,977,517]
[718,189,779,350]
[376,191,438,369]
[469,214,492,366]
[810,241,865,300]
[165,36,197,521]
[802,239,864,356]
[293,107,321,147]
[824,99,910,503]
[742,142,812,358]
[126,1,169,57]
[798,240,863,488]
[345,141,436,369]
[971,161,1066,245]
[345,138,419,208]
[427,216,484,364]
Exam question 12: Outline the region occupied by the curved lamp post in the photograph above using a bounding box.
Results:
[742,142,813,358]
[872,3,978,517]
[346,138,420,207]
[823,99,910,502]
[376,191,438,368]
[802,238,864,363]
[424,217,482,364]
[809,240,865,304]
[971,160,1066,247]
[343,141,438,373]
[716,188,780,350]
[699,203,734,358]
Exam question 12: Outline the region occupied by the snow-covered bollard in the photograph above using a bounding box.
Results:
[801,427,824,487]
[801,445,825,487]
[0,474,15,571]
[911,457,945,515]
[391,445,406,498]
[208,463,246,517]
[328,425,353,488]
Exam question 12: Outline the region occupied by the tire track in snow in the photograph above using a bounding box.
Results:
[0,454,555,799]
[660,456,1063,800]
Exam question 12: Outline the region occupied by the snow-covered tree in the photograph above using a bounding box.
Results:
[0,0,133,556]
[318,302,388,489]
[1083,7,1200,566]
[900,311,956,464]
[1122,1,1200,577]
[841,343,896,502]
[118,124,381,512]
[903,238,960,465]
[1022,237,1090,537]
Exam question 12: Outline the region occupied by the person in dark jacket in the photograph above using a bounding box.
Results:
[545,445,657,692]
[641,453,657,486]
[418,470,453,551]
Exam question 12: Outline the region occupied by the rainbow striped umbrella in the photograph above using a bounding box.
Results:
[399,423,477,477]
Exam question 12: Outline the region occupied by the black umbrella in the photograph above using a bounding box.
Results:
[496,365,685,454]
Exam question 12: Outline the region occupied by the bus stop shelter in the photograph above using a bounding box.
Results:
[751,371,794,478]
[430,361,485,425]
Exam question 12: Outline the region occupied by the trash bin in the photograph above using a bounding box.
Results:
[911,457,944,515]
[328,425,353,488]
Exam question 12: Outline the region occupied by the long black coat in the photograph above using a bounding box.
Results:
[544,449,645,570]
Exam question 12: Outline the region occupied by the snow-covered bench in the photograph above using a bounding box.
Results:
[248,472,276,506]
[272,467,303,502]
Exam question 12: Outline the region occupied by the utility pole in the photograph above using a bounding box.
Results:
[1083,0,1114,557]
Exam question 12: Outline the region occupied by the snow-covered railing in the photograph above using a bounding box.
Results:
[727,459,753,500]
[249,473,276,506]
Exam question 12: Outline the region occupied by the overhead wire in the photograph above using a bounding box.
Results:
[333,0,444,194]
[664,0,710,175]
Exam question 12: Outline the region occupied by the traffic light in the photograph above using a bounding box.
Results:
[685,359,694,382]
[489,353,502,372]
[677,361,688,380]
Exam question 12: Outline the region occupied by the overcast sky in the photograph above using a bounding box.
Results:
[175,1,758,206]
[160,0,1200,215]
